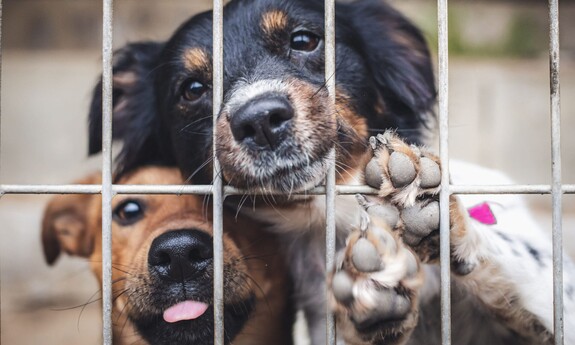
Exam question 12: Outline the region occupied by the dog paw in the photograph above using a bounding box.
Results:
[364,131,476,273]
[364,131,442,262]
[329,200,422,345]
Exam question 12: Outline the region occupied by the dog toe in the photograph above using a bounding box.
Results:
[332,271,355,304]
[401,201,440,242]
[352,238,383,273]
[419,157,441,188]
[388,152,417,188]
[365,157,384,188]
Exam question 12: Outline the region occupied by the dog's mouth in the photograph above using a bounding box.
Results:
[131,296,255,345]
[220,146,333,194]
[163,300,210,323]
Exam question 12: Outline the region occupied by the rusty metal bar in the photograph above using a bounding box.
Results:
[548,0,564,343]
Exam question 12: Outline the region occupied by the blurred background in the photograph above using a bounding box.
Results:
[1,0,574,344]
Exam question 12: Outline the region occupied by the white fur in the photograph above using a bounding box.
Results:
[450,160,575,343]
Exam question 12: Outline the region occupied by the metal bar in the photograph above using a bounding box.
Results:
[437,0,451,343]
[324,0,337,343]
[0,0,3,335]
[2,184,575,196]
[0,0,3,181]
[212,0,225,344]
[101,0,114,344]
[549,0,564,343]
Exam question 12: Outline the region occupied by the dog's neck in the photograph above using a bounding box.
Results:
[227,169,364,239]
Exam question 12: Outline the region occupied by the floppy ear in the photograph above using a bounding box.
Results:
[88,41,171,175]
[41,174,101,265]
[346,0,436,143]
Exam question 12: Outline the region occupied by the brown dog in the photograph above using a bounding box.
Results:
[41,166,293,345]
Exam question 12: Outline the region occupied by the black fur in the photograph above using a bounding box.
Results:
[88,0,436,182]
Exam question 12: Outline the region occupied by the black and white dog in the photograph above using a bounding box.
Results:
[88,0,575,343]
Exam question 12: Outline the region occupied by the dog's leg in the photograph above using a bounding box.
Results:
[329,198,423,345]
[362,130,566,343]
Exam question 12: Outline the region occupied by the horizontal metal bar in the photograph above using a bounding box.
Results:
[450,184,575,194]
[2,184,575,196]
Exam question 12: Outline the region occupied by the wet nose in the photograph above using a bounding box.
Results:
[230,95,294,150]
[148,229,213,282]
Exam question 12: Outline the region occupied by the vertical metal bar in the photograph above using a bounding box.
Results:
[101,0,114,344]
[0,0,3,335]
[437,0,451,344]
[549,0,563,343]
[212,1,225,344]
[324,0,337,343]
[0,0,3,182]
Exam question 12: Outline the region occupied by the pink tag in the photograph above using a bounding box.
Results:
[468,202,497,225]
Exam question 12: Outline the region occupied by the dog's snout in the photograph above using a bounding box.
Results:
[230,95,294,150]
[148,229,213,281]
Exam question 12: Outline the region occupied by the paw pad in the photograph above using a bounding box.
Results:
[419,157,441,188]
[365,157,384,188]
[352,238,383,273]
[401,201,439,246]
[388,152,416,188]
[332,271,355,304]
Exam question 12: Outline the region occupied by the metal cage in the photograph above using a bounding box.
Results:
[0,0,573,344]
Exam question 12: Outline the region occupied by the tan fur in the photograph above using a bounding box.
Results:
[183,47,211,77]
[42,167,292,345]
[261,10,288,36]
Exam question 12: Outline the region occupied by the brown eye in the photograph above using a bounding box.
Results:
[113,199,145,225]
[181,79,208,102]
[290,31,320,52]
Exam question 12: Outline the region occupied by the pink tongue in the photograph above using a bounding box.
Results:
[163,301,209,323]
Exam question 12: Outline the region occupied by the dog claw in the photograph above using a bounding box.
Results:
[401,201,439,243]
[388,152,416,188]
[419,157,441,188]
[352,238,382,272]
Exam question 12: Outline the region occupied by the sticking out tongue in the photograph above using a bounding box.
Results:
[163,301,209,323]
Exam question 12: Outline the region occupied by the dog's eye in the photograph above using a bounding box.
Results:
[113,200,145,225]
[181,79,208,102]
[290,31,320,52]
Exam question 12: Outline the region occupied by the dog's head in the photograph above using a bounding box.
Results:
[41,167,292,345]
[89,0,435,193]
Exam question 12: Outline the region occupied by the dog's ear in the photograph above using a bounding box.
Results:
[41,173,101,265]
[88,41,169,175]
[345,0,436,141]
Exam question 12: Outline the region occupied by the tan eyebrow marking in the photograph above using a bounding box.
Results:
[261,10,288,36]
[183,48,211,72]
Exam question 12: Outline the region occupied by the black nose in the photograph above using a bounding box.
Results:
[148,229,213,282]
[230,95,294,150]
